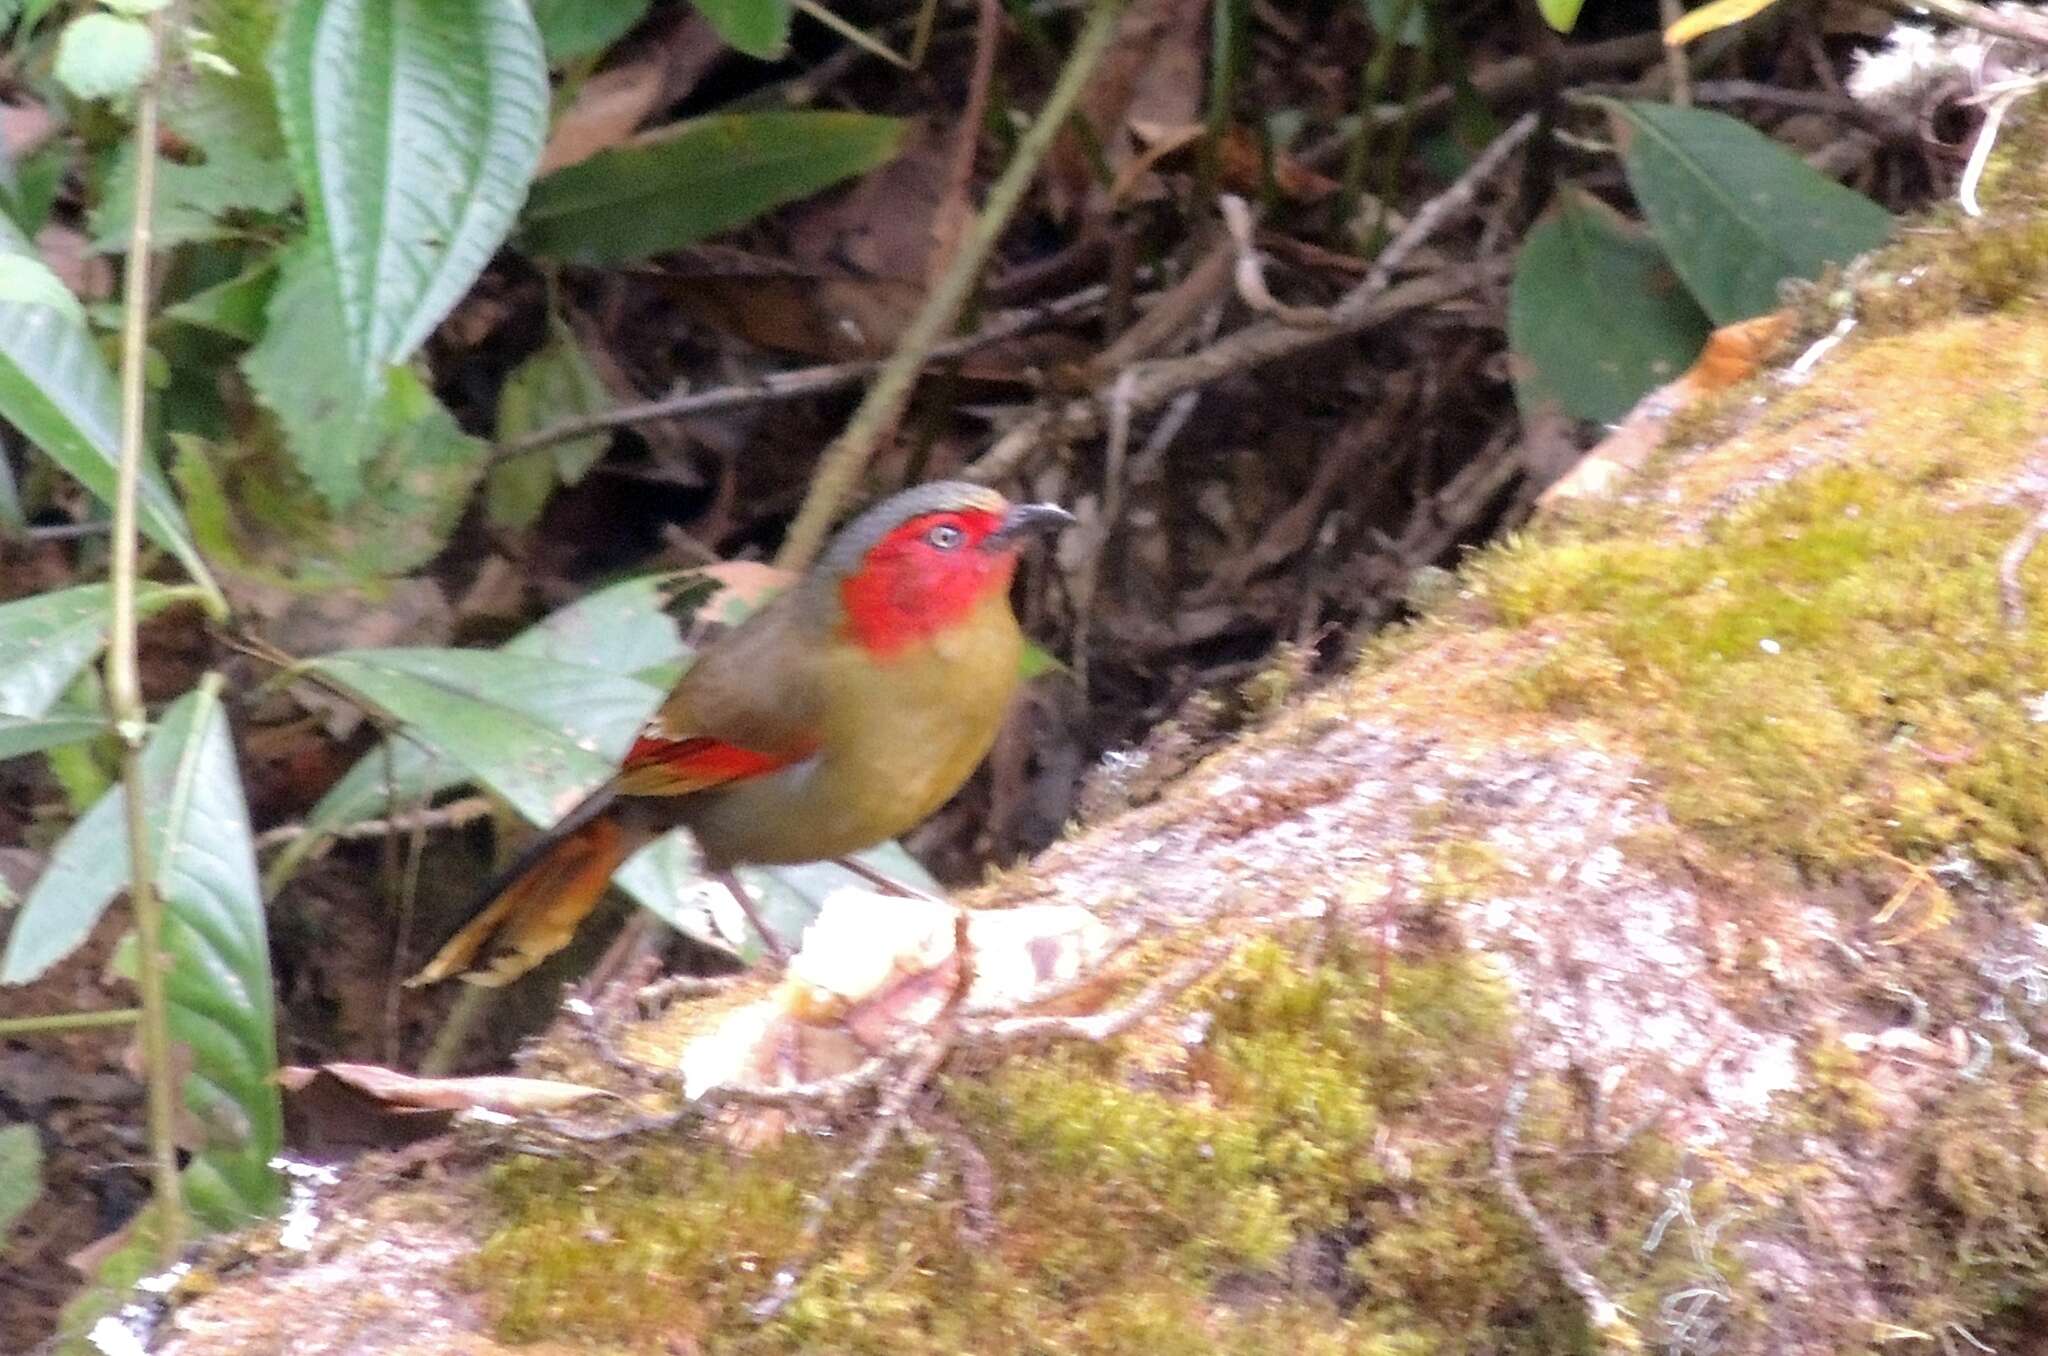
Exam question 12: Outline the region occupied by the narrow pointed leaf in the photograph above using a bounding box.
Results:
[1604,99,1891,324]
[0,291,219,604]
[520,111,905,265]
[0,680,282,1226]
[298,648,659,826]
[0,582,178,721]
[271,0,548,376]
[0,712,106,760]
[690,0,790,59]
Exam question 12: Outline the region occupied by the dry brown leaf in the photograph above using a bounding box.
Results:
[538,59,668,176]
[281,1063,612,1114]
[1046,0,1206,220]
[539,13,727,177]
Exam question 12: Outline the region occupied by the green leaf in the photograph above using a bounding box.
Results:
[1535,0,1585,32]
[271,0,548,378]
[0,251,219,605]
[486,318,611,529]
[0,254,80,318]
[0,1122,39,1239]
[86,683,280,1226]
[91,129,295,253]
[3,683,282,1225]
[162,257,278,341]
[53,12,155,101]
[298,648,660,827]
[2,678,286,1233]
[690,0,790,59]
[237,249,380,504]
[289,574,692,855]
[532,0,649,63]
[0,583,177,721]
[521,111,906,265]
[240,247,490,519]
[1604,99,1892,324]
[1508,191,1714,424]
[0,711,106,760]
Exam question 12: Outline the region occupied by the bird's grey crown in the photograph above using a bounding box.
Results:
[814,480,1010,578]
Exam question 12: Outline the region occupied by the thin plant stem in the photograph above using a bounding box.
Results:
[0,1008,141,1036]
[1337,0,1419,241]
[106,9,183,1264]
[773,0,1129,573]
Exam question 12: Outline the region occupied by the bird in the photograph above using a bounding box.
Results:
[408,481,1074,987]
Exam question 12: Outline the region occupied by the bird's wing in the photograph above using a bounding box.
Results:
[614,595,827,797]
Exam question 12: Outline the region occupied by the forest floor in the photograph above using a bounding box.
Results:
[117,151,2048,1355]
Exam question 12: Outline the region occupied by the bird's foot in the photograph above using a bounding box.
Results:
[830,855,944,902]
[714,870,792,964]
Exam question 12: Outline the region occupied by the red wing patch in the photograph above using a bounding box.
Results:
[616,733,805,797]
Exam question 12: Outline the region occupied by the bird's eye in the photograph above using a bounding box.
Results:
[924,522,965,550]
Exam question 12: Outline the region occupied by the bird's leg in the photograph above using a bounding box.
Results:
[714,870,791,963]
[830,855,943,902]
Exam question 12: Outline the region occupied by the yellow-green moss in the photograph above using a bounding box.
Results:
[473,937,1680,1353]
[1469,461,2048,878]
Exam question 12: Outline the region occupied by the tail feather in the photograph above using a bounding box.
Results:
[408,785,639,988]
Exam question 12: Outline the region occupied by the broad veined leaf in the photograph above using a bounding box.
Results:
[1509,190,1714,424]
[1603,99,1891,324]
[271,0,548,378]
[288,573,694,858]
[241,248,483,513]
[0,238,221,606]
[297,648,660,826]
[0,582,181,723]
[520,111,906,265]
[3,677,285,1232]
[690,0,790,59]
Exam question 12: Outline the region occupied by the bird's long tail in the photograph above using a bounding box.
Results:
[407,783,643,988]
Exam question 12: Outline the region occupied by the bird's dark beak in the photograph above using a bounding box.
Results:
[987,501,1075,549]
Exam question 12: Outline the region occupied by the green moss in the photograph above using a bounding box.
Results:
[1470,463,2048,877]
[473,935,1669,1353]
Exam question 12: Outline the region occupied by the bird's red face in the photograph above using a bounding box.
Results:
[838,500,1071,657]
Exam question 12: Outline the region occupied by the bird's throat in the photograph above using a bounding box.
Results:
[839,551,1017,657]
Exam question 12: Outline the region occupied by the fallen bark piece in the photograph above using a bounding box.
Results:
[679,891,1116,1102]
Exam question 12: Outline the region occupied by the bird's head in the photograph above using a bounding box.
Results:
[819,481,1074,657]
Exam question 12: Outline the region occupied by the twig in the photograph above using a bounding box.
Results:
[253,795,494,851]
[108,10,183,1263]
[772,0,1129,573]
[1493,1073,1639,1349]
[2000,500,2048,629]
[972,111,1529,485]
[749,1037,951,1321]
[962,939,1234,1045]
[1072,369,1137,696]
[489,288,1107,466]
[928,0,1001,287]
[0,1007,141,1036]
[1873,0,2048,49]
[1355,111,1535,301]
[1658,0,1691,105]
[970,256,1510,485]
[1218,195,1332,327]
